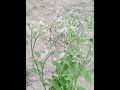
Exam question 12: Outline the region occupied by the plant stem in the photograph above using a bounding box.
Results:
[28,25,46,89]
[31,36,42,81]
[31,36,47,90]
[41,52,53,90]
[29,25,59,90]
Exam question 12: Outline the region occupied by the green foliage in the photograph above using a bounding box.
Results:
[80,67,92,84]
[78,87,86,90]
[49,14,94,90]
[31,67,37,73]
[36,61,43,67]
[84,16,94,30]
[34,51,41,57]
[27,14,94,90]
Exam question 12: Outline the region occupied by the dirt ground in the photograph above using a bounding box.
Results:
[26,0,94,90]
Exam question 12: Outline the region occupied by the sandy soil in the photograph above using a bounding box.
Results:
[26,0,94,90]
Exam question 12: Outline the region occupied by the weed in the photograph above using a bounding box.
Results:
[26,14,94,90]
[49,15,94,90]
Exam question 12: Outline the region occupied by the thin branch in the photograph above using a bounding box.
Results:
[41,52,53,83]
[31,34,42,81]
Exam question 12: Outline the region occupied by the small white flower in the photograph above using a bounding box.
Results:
[58,18,61,21]
[70,21,72,23]
[60,16,62,19]
[74,25,77,28]
[43,29,47,32]
[45,32,49,36]
[58,16,62,21]
[39,21,44,26]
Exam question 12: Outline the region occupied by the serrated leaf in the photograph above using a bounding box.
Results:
[31,67,37,73]
[34,51,41,57]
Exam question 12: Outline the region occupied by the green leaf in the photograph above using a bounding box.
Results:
[85,73,92,83]
[31,67,37,73]
[62,64,69,72]
[52,75,58,81]
[33,51,41,57]
[52,61,62,72]
[61,86,66,90]
[59,76,66,86]
[80,67,92,83]
[52,61,58,66]
[66,81,73,90]
[78,87,86,90]
[36,61,43,67]
[31,67,44,75]
[64,74,71,81]
[71,63,80,76]
[50,87,56,90]
[52,80,61,89]
[84,16,94,30]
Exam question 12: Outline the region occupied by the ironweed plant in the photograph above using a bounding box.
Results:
[26,14,94,90]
